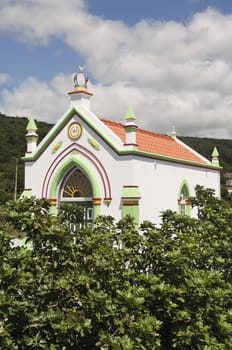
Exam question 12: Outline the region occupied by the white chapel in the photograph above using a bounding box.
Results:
[22,69,221,225]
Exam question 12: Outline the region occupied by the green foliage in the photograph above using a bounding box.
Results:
[0,188,232,349]
[180,136,232,172]
[0,113,52,203]
[141,188,232,348]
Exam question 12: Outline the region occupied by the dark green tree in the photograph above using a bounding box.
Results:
[0,187,231,349]
[140,186,232,349]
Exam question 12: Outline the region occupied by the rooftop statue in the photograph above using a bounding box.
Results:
[73,66,88,89]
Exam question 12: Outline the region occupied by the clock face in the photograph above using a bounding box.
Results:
[68,122,82,140]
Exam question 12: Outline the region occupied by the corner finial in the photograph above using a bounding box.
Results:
[73,66,88,89]
[25,117,38,154]
[26,117,38,131]
[124,106,138,147]
[124,106,136,121]
[171,126,176,139]
[211,146,220,166]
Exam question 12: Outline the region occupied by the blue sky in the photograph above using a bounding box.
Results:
[1,0,232,138]
[87,0,232,23]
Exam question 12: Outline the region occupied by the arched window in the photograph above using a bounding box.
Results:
[60,168,93,226]
[61,168,93,199]
[178,181,191,216]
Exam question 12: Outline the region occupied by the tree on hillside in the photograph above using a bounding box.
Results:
[0,114,53,204]
[0,187,232,349]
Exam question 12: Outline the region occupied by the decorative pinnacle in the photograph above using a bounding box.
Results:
[26,117,38,131]
[211,146,220,166]
[171,126,176,139]
[211,146,219,158]
[73,66,88,89]
[125,106,136,121]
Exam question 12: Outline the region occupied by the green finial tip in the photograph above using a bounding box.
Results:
[125,106,136,121]
[212,146,219,158]
[26,117,38,131]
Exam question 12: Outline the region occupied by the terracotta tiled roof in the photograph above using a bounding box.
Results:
[101,118,209,165]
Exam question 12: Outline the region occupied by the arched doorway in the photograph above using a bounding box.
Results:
[59,167,93,227]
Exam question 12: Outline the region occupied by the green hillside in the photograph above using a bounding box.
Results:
[0,113,52,202]
[0,113,231,203]
[180,136,232,172]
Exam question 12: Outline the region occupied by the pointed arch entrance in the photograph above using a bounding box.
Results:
[60,167,94,226]
[48,153,102,223]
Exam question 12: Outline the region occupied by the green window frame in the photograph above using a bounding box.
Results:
[178,180,191,216]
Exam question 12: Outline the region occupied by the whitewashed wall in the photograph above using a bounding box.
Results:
[24,93,221,225]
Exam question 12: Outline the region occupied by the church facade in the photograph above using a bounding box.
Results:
[22,70,221,225]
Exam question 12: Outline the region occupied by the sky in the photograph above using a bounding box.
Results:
[1,0,232,138]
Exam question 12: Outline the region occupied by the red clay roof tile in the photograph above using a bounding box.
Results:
[101,118,209,165]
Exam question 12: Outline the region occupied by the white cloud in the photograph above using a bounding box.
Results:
[0,2,232,137]
[0,76,69,122]
[0,73,10,85]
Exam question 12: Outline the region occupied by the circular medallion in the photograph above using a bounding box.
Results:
[68,122,82,140]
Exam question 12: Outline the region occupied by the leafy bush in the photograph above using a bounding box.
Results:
[0,187,231,349]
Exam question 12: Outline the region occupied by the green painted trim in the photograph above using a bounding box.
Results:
[22,108,77,161]
[20,189,32,198]
[52,140,63,154]
[178,180,190,198]
[120,149,221,170]
[26,117,38,131]
[49,205,57,216]
[22,107,221,170]
[124,145,138,150]
[26,136,38,141]
[212,146,219,158]
[178,180,191,216]
[124,126,137,132]
[121,186,141,198]
[93,204,101,221]
[121,186,140,226]
[181,204,191,216]
[88,138,100,150]
[49,154,101,199]
[211,146,220,167]
[212,160,219,167]
[122,204,139,226]
[125,106,136,121]
[184,204,191,216]
[49,154,101,220]
[129,149,221,169]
